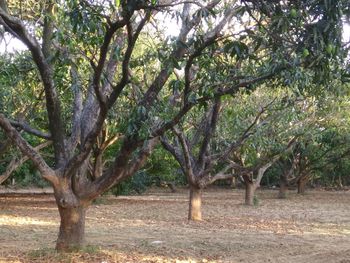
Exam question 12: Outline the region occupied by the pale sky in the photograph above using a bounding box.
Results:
[343,23,350,42]
[0,36,26,53]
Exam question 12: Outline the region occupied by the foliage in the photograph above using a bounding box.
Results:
[0,0,349,249]
[110,170,149,195]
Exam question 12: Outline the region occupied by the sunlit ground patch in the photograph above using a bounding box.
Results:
[306,223,350,236]
[0,215,57,226]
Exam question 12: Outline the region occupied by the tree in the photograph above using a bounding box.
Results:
[224,88,303,205]
[0,0,346,251]
[276,91,350,197]
[161,97,263,220]
[233,139,296,205]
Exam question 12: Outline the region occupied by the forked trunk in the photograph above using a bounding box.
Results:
[54,162,92,251]
[297,179,307,194]
[188,185,202,221]
[245,182,256,205]
[278,176,288,199]
[56,205,86,251]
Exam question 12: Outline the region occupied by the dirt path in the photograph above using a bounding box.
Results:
[0,188,349,262]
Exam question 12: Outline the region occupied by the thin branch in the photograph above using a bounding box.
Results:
[152,69,282,139]
[138,1,217,111]
[92,16,130,109]
[140,0,215,10]
[206,163,234,185]
[182,4,237,102]
[125,137,159,178]
[108,11,151,107]
[215,99,276,161]
[9,120,51,140]
[253,137,297,186]
[160,135,186,169]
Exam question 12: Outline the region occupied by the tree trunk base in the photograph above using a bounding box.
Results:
[297,180,307,194]
[188,185,202,221]
[245,183,256,206]
[56,206,86,252]
[278,191,287,199]
[278,180,288,199]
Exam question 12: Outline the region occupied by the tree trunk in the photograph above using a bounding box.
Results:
[230,176,236,189]
[188,185,202,221]
[54,170,90,252]
[56,205,86,251]
[278,175,288,199]
[297,178,307,194]
[245,182,256,205]
[338,175,343,188]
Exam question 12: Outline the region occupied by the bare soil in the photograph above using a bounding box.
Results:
[0,188,349,263]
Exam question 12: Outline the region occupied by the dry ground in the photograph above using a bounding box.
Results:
[0,188,349,263]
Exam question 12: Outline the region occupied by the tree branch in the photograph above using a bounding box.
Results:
[66,64,83,155]
[9,120,51,140]
[253,136,297,187]
[214,99,275,162]
[63,12,150,179]
[0,114,57,184]
[125,137,159,179]
[42,1,54,58]
[0,4,66,165]
[108,11,151,107]
[160,135,186,170]
[173,127,196,184]
[206,164,234,185]
[152,69,283,139]
[197,98,221,170]
[0,141,52,184]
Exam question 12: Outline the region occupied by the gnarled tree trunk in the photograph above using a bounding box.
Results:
[188,184,202,221]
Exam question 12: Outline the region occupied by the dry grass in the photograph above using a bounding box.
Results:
[0,188,350,263]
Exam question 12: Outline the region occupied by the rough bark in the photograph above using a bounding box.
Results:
[188,184,202,221]
[53,175,89,252]
[56,205,86,251]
